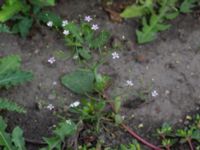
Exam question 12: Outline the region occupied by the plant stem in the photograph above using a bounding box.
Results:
[121,123,162,150]
[187,138,194,150]
[103,93,162,150]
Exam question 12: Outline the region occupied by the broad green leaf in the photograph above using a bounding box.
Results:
[61,69,95,94]
[90,31,110,49]
[94,74,110,92]
[41,137,61,150]
[121,5,147,18]
[12,127,26,150]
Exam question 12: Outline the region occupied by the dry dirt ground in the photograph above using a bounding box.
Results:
[0,0,200,149]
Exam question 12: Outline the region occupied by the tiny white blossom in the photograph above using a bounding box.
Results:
[48,57,56,64]
[62,20,68,27]
[47,104,54,110]
[112,52,119,59]
[151,90,158,97]
[63,30,69,35]
[84,16,92,22]
[138,123,144,128]
[65,120,72,125]
[126,80,134,87]
[122,35,125,40]
[47,21,53,27]
[91,24,99,30]
[69,101,80,107]
[52,81,57,86]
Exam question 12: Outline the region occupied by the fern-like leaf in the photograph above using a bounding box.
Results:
[0,70,33,89]
[0,98,26,113]
[0,55,21,75]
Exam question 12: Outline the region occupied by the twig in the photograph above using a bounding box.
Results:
[187,138,194,150]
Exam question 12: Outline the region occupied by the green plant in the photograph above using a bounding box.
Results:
[61,64,110,95]
[0,55,33,88]
[41,119,77,150]
[0,116,26,150]
[0,0,61,37]
[70,98,106,132]
[63,21,110,60]
[120,140,141,150]
[121,0,199,44]
[0,55,32,113]
[157,123,175,150]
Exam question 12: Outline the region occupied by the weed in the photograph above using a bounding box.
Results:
[121,0,199,43]
[62,20,110,60]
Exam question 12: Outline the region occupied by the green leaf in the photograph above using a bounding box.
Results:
[0,55,21,76]
[0,98,26,113]
[42,137,61,150]
[12,127,26,150]
[78,48,91,60]
[0,70,33,88]
[90,31,110,49]
[94,74,110,92]
[12,17,33,38]
[0,116,15,150]
[61,69,95,95]
[29,0,55,7]
[37,11,62,27]
[121,5,147,18]
[180,0,197,13]
[0,23,10,33]
[54,120,77,140]
[0,0,25,22]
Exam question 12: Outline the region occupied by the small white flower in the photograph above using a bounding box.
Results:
[63,30,69,35]
[69,101,80,107]
[47,104,54,110]
[122,35,125,40]
[138,123,144,128]
[47,21,53,27]
[52,81,57,86]
[62,20,68,27]
[84,16,92,22]
[91,24,99,30]
[126,80,134,87]
[151,90,158,97]
[48,57,56,64]
[112,52,119,59]
[65,120,72,125]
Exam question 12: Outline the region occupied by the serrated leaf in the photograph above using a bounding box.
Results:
[0,71,33,88]
[90,31,110,49]
[12,17,33,38]
[0,23,10,33]
[61,69,95,95]
[0,0,25,22]
[0,98,26,113]
[180,0,197,13]
[0,55,21,75]
[12,127,26,150]
[0,116,14,150]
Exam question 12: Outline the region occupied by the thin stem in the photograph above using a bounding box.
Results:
[121,124,162,150]
[187,138,194,150]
